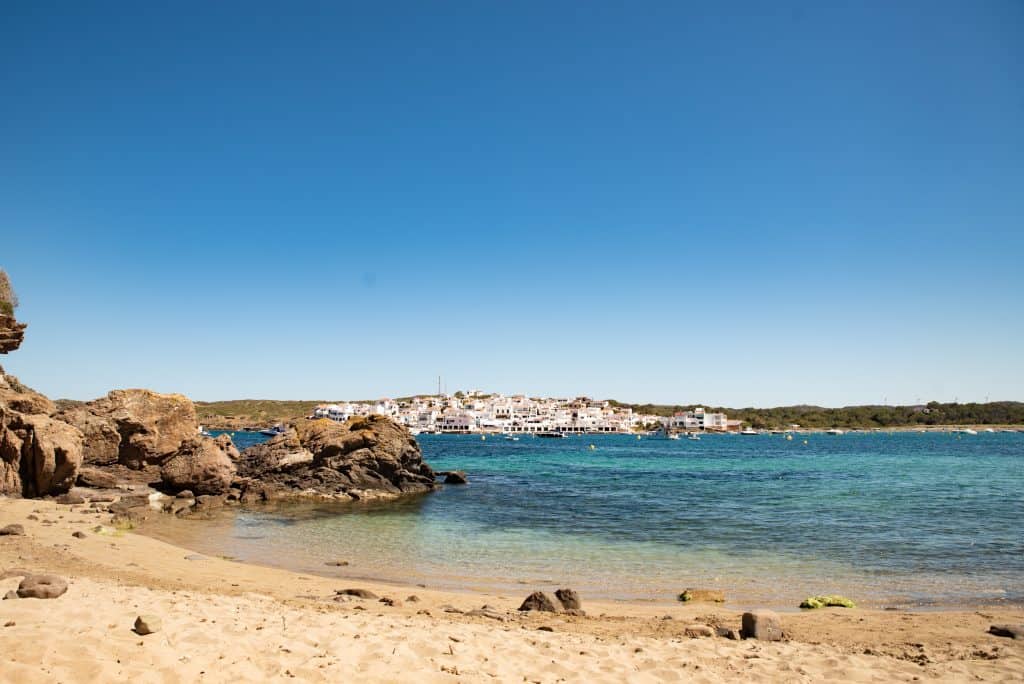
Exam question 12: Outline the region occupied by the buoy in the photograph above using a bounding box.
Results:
[589,444,596,451]
[803,440,808,445]
[481,435,486,441]
[786,434,793,441]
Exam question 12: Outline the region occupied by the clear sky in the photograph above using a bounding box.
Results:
[2,1,1022,406]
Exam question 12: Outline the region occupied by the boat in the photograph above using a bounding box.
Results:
[825,428,845,435]
[961,428,978,436]
[198,425,212,437]
[687,433,701,441]
[504,434,519,441]
[260,424,286,437]
[740,428,759,436]
[536,431,566,439]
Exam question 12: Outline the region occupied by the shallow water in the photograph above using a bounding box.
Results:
[146,431,1024,609]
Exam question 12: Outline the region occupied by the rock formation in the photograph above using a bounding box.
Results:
[0,373,84,497]
[237,415,435,500]
[56,389,199,469]
[0,314,26,355]
[160,436,237,495]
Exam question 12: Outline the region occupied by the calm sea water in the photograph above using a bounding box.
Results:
[149,431,1024,609]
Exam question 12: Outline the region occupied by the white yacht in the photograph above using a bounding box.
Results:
[826,428,845,435]
[740,428,759,435]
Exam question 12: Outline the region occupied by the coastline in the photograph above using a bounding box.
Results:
[2,497,1022,682]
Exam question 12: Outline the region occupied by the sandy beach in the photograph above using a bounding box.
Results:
[1,498,1021,683]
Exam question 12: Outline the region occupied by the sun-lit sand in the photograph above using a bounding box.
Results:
[1,497,1022,683]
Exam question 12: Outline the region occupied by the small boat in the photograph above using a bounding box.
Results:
[536,431,566,439]
[504,434,519,441]
[825,428,845,435]
[740,428,759,436]
[260,424,286,437]
[961,428,978,436]
[687,433,701,441]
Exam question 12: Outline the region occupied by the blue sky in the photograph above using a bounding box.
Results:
[2,1,1022,406]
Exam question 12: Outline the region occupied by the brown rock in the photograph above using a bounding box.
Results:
[75,466,118,489]
[518,591,558,612]
[0,524,25,535]
[3,590,16,600]
[71,531,87,539]
[0,409,83,497]
[160,436,236,495]
[741,610,783,641]
[17,574,68,599]
[53,407,121,466]
[444,471,468,485]
[684,624,716,638]
[133,614,161,635]
[989,624,1024,640]
[0,314,27,356]
[555,588,581,611]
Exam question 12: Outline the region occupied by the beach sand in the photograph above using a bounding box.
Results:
[1,497,1022,683]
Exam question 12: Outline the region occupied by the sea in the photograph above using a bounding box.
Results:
[144,430,1024,610]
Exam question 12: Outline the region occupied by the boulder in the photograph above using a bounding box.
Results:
[17,574,68,599]
[53,406,121,466]
[237,416,435,500]
[518,592,558,612]
[443,471,468,485]
[0,409,83,497]
[0,524,25,536]
[69,389,199,469]
[741,610,783,641]
[800,595,855,609]
[679,588,725,603]
[555,588,581,611]
[75,466,119,489]
[160,437,237,495]
[0,373,54,415]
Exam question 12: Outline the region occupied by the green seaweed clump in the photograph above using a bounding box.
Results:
[800,595,856,609]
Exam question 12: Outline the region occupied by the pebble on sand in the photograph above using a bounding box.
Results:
[134,615,162,635]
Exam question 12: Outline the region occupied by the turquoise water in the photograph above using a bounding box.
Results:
[156,431,1024,609]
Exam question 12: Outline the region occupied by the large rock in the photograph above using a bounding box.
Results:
[741,610,783,641]
[60,389,199,469]
[0,407,84,497]
[0,372,54,416]
[0,314,26,355]
[160,436,237,495]
[237,416,435,500]
[17,574,68,599]
[518,592,558,612]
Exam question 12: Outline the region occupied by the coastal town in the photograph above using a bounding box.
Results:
[310,391,741,434]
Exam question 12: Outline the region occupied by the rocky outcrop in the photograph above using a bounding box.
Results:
[0,314,26,355]
[1,403,84,497]
[0,372,54,416]
[237,416,435,501]
[57,389,199,469]
[160,436,237,495]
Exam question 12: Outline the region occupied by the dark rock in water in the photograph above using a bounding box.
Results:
[76,467,118,489]
[160,437,236,495]
[336,588,378,599]
[555,588,581,611]
[679,588,725,603]
[17,574,68,599]
[133,614,161,635]
[237,416,435,500]
[741,610,783,641]
[0,524,25,536]
[518,591,558,612]
[989,624,1024,640]
[443,471,468,485]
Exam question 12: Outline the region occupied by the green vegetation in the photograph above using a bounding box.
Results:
[0,269,17,316]
[609,400,1024,429]
[194,399,326,428]
[800,595,856,609]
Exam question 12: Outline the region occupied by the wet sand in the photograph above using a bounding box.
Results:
[1,497,1022,682]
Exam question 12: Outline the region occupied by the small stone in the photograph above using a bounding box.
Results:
[678,588,725,603]
[518,591,557,612]
[406,595,420,602]
[379,597,402,607]
[72,531,87,539]
[17,574,68,599]
[134,615,162,635]
[335,588,378,599]
[741,610,783,641]
[0,524,25,536]
[3,621,14,627]
[3,591,17,600]
[537,626,554,632]
[176,490,195,499]
[324,561,349,567]
[555,588,581,611]
[715,626,740,640]
[56,493,87,505]
[26,515,38,521]
[684,624,715,638]
[989,624,1024,640]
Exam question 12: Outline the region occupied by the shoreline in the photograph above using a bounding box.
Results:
[2,496,1023,682]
